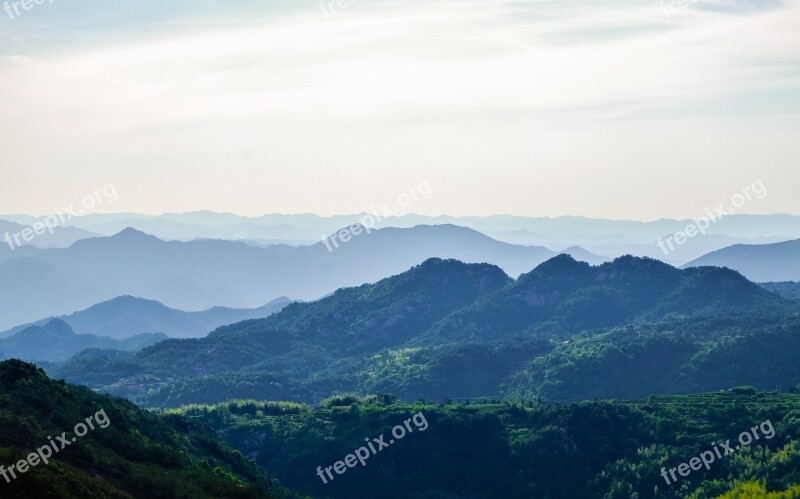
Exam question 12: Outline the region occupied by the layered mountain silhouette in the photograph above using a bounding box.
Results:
[12,211,799,267]
[22,210,800,244]
[0,295,292,340]
[50,255,797,407]
[0,225,606,330]
[0,319,166,362]
[685,238,800,281]
[0,218,97,250]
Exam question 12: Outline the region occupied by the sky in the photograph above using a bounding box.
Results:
[0,0,798,220]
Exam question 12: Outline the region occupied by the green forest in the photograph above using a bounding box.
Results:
[48,258,800,409]
[173,391,800,498]
[0,359,301,498]
[7,256,800,498]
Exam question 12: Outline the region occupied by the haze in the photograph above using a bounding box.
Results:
[1,0,799,219]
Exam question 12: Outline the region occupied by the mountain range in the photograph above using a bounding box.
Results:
[0,219,97,250]
[4,211,800,264]
[0,295,292,340]
[6,235,800,498]
[684,238,800,282]
[0,319,166,362]
[0,225,607,330]
[49,255,798,407]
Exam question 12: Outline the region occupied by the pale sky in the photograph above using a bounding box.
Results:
[1,0,798,219]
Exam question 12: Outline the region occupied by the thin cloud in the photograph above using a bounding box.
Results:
[0,0,798,218]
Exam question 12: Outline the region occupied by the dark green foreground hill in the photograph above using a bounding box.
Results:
[0,359,301,499]
[176,391,800,499]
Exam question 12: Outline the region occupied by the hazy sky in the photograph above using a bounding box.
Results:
[1,0,798,219]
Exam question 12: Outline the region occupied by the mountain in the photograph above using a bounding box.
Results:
[35,211,800,243]
[0,359,299,498]
[555,245,609,265]
[48,255,797,407]
[420,253,789,343]
[0,319,167,361]
[0,225,606,330]
[30,211,800,265]
[684,238,800,282]
[0,218,97,249]
[579,234,789,267]
[0,295,292,340]
[305,223,607,278]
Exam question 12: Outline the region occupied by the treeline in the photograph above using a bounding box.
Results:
[174,391,800,499]
[92,312,800,409]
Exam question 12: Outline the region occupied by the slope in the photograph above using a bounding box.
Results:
[0,224,605,330]
[0,319,167,362]
[0,296,292,340]
[49,255,798,407]
[684,239,800,282]
[0,359,300,498]
[174,391,800,499]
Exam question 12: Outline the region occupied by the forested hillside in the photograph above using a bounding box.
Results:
[47,256,800,407]
[174,390,800,499]
[762,282,800,302]
[0,360,301,498]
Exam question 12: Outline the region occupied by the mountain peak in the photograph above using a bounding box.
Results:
[411,257,508,280]
[605,254,673,270]
[105,295,161,306]
[112,227,156,239]
[528,253,589,276]
[17,318,74,339]
[43,318,74,335]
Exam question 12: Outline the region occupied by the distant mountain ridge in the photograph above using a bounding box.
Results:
[0,224,607,330]
[6,210,798,243]
[5,211,799,265]
[0,218,97,250]
[0,295,292,340]
[0,319,166,361]
[685,238,800,282]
